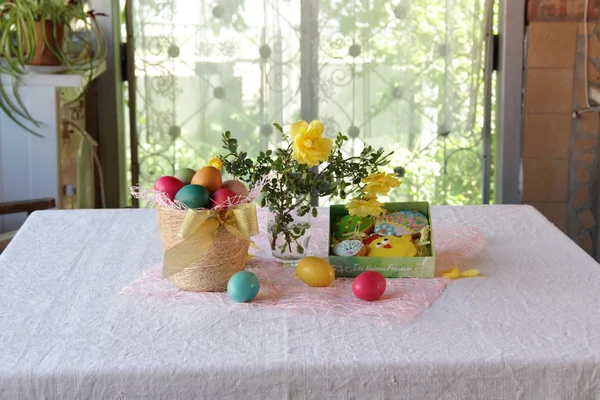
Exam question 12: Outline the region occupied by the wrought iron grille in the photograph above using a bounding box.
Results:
[128,0,488,205]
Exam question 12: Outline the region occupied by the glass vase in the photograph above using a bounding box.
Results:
[267,209,312,264]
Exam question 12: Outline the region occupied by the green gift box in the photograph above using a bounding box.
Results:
[328,202,435,278]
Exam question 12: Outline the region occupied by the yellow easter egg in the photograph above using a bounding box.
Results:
[295,256,335,287]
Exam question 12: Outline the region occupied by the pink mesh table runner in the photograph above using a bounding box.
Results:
[121,209,484,322]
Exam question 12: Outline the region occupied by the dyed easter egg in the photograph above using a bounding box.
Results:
[374,210,429,237]
[222,179,249,197]
[352,271,386,301]
[174,184,210,209]
[332,240,368,257]
[210,188,238,209]
[191,166,222,193]
[295,257,335,287]
[334,215,374,240]
[227,271,260,302]
[174,168,196,185]
[154,176,185,201]
[366,235,417,258]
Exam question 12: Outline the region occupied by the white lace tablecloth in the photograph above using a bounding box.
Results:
[1,205,599,399]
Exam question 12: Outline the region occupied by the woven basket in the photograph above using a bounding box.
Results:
[157,207,250,292]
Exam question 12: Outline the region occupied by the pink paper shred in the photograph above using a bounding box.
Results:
[120,209,485,322]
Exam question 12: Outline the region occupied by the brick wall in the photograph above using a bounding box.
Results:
[528,0,600,21]
[524,1,600,255]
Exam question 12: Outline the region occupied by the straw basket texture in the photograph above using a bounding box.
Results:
[157,207,250,292]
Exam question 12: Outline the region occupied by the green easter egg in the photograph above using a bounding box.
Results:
[174,168,196,185]
[174,184,210,209]
[334,215,374,240]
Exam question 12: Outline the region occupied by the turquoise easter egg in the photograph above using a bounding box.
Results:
[174,167,196,185]
[227,271,260,302]
[174,184,210,209]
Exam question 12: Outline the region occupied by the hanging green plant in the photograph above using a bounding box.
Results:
[0,0,106,135]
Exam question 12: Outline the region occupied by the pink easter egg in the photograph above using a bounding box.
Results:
[222,179,249,197]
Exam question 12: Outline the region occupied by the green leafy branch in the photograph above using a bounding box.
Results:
[220,123,392,254]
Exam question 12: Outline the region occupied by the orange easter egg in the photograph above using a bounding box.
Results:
[191,166,222,193]
[222,179,249,197]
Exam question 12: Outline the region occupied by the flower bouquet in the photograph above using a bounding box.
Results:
[219,119,394,263]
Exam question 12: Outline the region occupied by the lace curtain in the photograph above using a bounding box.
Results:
[129,0,489,205]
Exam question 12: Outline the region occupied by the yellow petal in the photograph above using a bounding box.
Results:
[290,120,308,139]
[292,146,316,167]
[441,267,461,279]
[363,183,387,196]
[208,157,223,170]
[460,269,480,277]
[291,148,306,165]
[361,172,384,184]
[291,135,332,167]
[305,120,324,139]
[304,154,319,167]
[345,198,384,217]
[292,133,304,146]
[314,137,332,160]
[367,197,384,207]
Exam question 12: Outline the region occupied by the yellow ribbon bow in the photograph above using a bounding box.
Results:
[162,203,259,278]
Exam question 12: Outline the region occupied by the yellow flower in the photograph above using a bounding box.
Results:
[345,197,385,217]
[208,157,223,170]
[361,172,401,196]
[290,120,332,167]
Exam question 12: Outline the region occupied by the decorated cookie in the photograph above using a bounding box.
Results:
[333,240,368,257]
[374,210,429,237]
[365,235,417,258]
[334,215,374,240]
[363,234,381,246]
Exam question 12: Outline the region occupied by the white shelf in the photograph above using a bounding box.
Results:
[0,60,106,88]
[0,60,106,233]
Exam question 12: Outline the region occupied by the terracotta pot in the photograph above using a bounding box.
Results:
[31,21,65,66]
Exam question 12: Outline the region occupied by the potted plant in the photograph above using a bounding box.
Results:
[0,0,105,134]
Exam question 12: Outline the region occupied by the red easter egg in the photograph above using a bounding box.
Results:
[352,271,386,301]
[210,188,238,209]
[154,176,185,201]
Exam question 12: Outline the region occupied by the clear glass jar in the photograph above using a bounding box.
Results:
[267,209,312,264]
